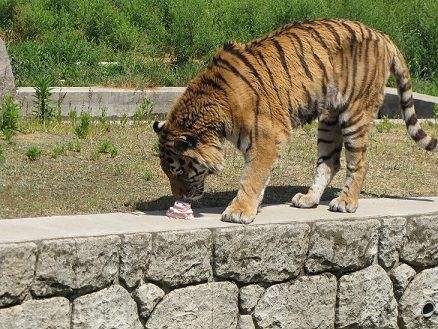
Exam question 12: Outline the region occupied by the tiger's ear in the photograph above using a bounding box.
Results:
[174,134,199,153]
[153,121,166,133]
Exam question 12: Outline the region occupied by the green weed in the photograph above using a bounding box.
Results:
[152,141,160,156]
[120,113,128,126]
[75,112,91,138]
[67,139,82,152]
[0,144,5,163]
[26,147,42,161]
[375,116,396,133]
[33,76,54,124]
[98,138,118,158]
[51,145,65,158]
[1,95,20,133]
[302,123,314,135]
[134,98,154,123]
[142,169,153,181]
[68,110,78,125]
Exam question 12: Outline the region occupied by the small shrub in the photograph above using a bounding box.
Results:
[90,150,101,161]
[54,108,63,124]
[33,76,54,124]
[98,138,118,158]
[68,110,78,125]
[3,129,14,144]
[134,98,153,123]
[152,141,160,156]
[51,145,65,158]
[1,95,21,132]
[67,139,82,152]
[75,112,91,138]
[142,169,153,181]
[375,116,396,133]
[120,113,128,126]
[26,146,42,161]
[302,123,314,135]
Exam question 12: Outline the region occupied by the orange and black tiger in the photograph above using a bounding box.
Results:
[153,18,437,224]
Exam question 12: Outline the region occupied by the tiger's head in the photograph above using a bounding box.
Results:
[153,121,224,200]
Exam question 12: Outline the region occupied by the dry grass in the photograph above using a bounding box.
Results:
[0,120,437,219]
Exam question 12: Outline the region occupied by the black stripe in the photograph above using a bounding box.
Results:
[273,39,292,84]
[287,33,313,81]
[341,21,357,53]
[214,56,260,114]
[298,25,330,51]
[317,138,334,144]
[413,129,427,142]
[342,124,367,138]
[318,127,331,133]
[356,38,371,100]
[200,75,223,91]
[405,114,418,127]
[401,96,414,109]
[214,71,232,89]
[321,118,339,126]
[237,127,243,150]
[246,130,253,153]
[344,142,366,153]
[426,138,437,151]
[317,146,342,165]
[322,21,341,48]
[310,44,328,79]
[224,46,269,95]
[341,112,363,129]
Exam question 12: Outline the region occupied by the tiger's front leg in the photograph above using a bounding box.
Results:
[221,142,278,224]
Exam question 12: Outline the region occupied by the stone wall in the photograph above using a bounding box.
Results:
[1,213,438,329]
[0,38,15,100]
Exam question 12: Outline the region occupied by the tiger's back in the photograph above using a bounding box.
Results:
[154,19,437,224]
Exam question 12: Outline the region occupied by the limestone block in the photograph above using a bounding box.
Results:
[337,264,398,329]
[146,229,212,287]
[214,224,310,283]
[390,263,416,300]
[0,243,37,307]
[145,282,238,329]
[239,284,265,314]
[238,315,255,329]
[306,219,380,274]
[399,266,438,329]
[253,273,337,329]
[133,283,165,319]
[120,233,152,288]
[0,39,15,100]
[379,217,406,269]
[32,236,120,296]
[72,285,142,329]
[401,214,438,267]
[0,297,70,329]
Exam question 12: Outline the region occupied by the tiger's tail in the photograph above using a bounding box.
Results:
[390,46,437,152]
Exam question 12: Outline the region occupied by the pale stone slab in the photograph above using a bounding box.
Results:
[133,283,165,319]
[401,214,438,267]
[146,229,212,287]
[0,39,15,100]
[306,219,380,274]
[399,267,438,329]
[238,315,255,329]
[390,263,416,300]
[253,274,337,329]
[337,265,398,329]
[0,243,36,307]
[145,282,238,329]
[214,224,310,283]
[120,233,152,288]
[32,236,120,296]
[72,285,142,329]
[379,217,406,269]
[239,284,265,314]
[0,297,70,329]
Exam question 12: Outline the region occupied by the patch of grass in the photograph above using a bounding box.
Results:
[98,138,118,158]
[67,139,82,152]
[33,76,54,124]
[75,112,91,139]
[0,121,437,219]
[142,169,153,182]
[68,110,78,125]
[51,145,65,158]
[26,146,42,161]
[1,95,20,132]
[1,0,436,94]
[375,116,396,133]
[0,144,5,163]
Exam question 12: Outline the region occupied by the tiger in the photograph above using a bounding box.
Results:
[153,18,437,224]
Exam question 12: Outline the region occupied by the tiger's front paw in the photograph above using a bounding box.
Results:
[291,192,319,208]
[329,195,358,213]
[221,202,256,224]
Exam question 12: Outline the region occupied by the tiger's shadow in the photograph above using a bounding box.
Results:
[133,185,342,212]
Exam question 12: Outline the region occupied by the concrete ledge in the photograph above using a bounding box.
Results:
[1,198,437,328]
[15,86,438,118]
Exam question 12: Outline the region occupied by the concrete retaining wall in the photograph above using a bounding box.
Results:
[15,86,438,119]
[1,199,438,329]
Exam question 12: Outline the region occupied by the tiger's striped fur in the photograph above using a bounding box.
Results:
[153,19,437,224]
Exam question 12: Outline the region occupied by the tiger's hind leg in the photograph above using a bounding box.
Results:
[329,105,373,212]
[292,119,343,208]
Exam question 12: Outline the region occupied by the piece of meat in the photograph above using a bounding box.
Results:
[166,201,194,220]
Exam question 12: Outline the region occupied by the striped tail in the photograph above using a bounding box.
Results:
[391,48,437,152]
